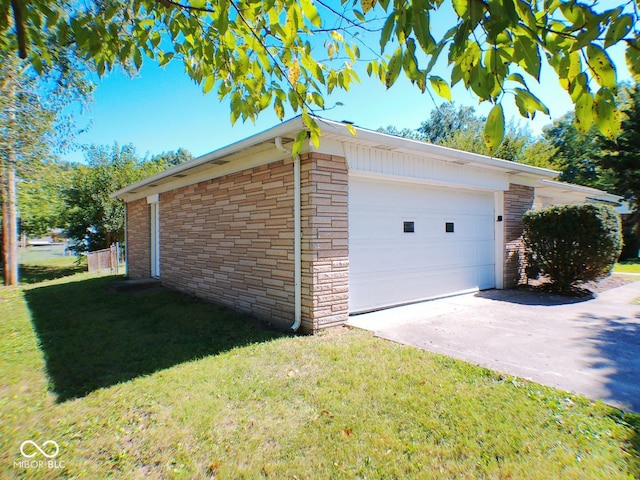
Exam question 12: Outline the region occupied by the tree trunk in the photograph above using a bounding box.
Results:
[3,80,18,286]
[1,171,7,280]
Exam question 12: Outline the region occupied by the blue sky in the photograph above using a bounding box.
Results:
[62,7,633,164]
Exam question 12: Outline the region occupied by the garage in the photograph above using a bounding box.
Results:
[349,174,496,313]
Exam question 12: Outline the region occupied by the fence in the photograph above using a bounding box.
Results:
[88,243,124,274]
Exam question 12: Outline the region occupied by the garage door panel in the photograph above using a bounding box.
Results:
[349,176,496,312]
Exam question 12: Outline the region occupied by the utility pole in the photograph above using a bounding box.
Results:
[2,77,18,285]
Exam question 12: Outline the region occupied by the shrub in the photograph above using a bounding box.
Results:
[522,204,623,293]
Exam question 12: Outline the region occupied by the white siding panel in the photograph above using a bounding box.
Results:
[349,176,496,313]
[344,144,509,191]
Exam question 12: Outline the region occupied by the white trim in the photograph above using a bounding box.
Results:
[146,193,159,204]
[150,202,160,278]
[494,191,505,289]
[348,168,508,192]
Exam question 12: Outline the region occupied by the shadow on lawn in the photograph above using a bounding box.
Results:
[24,276,286,402]
[19,263,86,284]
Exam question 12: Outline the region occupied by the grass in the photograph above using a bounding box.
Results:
[614,259,640,274]
[1,262,639,478]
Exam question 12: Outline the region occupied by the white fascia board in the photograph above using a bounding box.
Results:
[537,179,622,204]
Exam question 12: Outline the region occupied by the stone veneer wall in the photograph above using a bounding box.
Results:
[126,198,151,279]
[299,152,349,333]
[503,183,535,287]
[159,159,296,325]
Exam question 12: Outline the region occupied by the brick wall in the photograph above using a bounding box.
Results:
[126,198,151,278]
[504,183,535,287]
[159,159,296,326]
[300,152,349,333]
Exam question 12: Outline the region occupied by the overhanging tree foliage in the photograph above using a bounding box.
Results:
[523,204,622,294]
[1,0,638,154]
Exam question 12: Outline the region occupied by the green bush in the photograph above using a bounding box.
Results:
[522,204,623,293]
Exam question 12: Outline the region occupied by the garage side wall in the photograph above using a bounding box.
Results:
[504,183,535,287]
[300,152,349,333]
[159,159,296,325]
[126,198,151,278]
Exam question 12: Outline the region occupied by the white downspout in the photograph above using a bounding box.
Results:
[275,136,302,332]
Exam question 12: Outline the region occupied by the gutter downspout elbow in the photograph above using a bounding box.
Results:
[275,136,302,332]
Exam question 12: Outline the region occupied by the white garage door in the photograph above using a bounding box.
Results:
[349,175,496,313]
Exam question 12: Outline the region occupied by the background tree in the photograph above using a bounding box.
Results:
[1,0,637,153]
[379,103,557,167]
[151,148,194,168]
[599,83,640,204]
[543,114,616,192]
[62,144,165,253]
[18,160,75,238]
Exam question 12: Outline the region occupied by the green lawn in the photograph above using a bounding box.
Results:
[614,259,640,274]
[1,264,639,478]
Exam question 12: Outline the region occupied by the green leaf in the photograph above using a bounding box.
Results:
[507,73,527,87]
[413,9,433,53]
[30,54,43,75]
[574,92,594,133]
[429,76,451,101]
[469,64,494,99]
[605,14,632,48]
[301,0,322,28]
[385,47,403,88]
[361,0,377,14]
[292,129,308,156]
[274,99,285,119]
[513,36,540,80]
[380,14,395,52]
[484,104,505,154]
[133,48,143,70]
[513,87,549,118]
[203,75,215,94]
[452,0,468,18]
[626,39,640,82]
[593,88,620,139]
[586,44,616,90]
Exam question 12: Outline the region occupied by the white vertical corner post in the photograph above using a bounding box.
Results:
[147,194,160,278]
[494,190,505,289]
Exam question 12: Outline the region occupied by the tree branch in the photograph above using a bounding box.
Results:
[10,0,27,59]
[155,0,216,14]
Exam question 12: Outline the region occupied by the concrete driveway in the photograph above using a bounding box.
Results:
[349,279,640,413]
